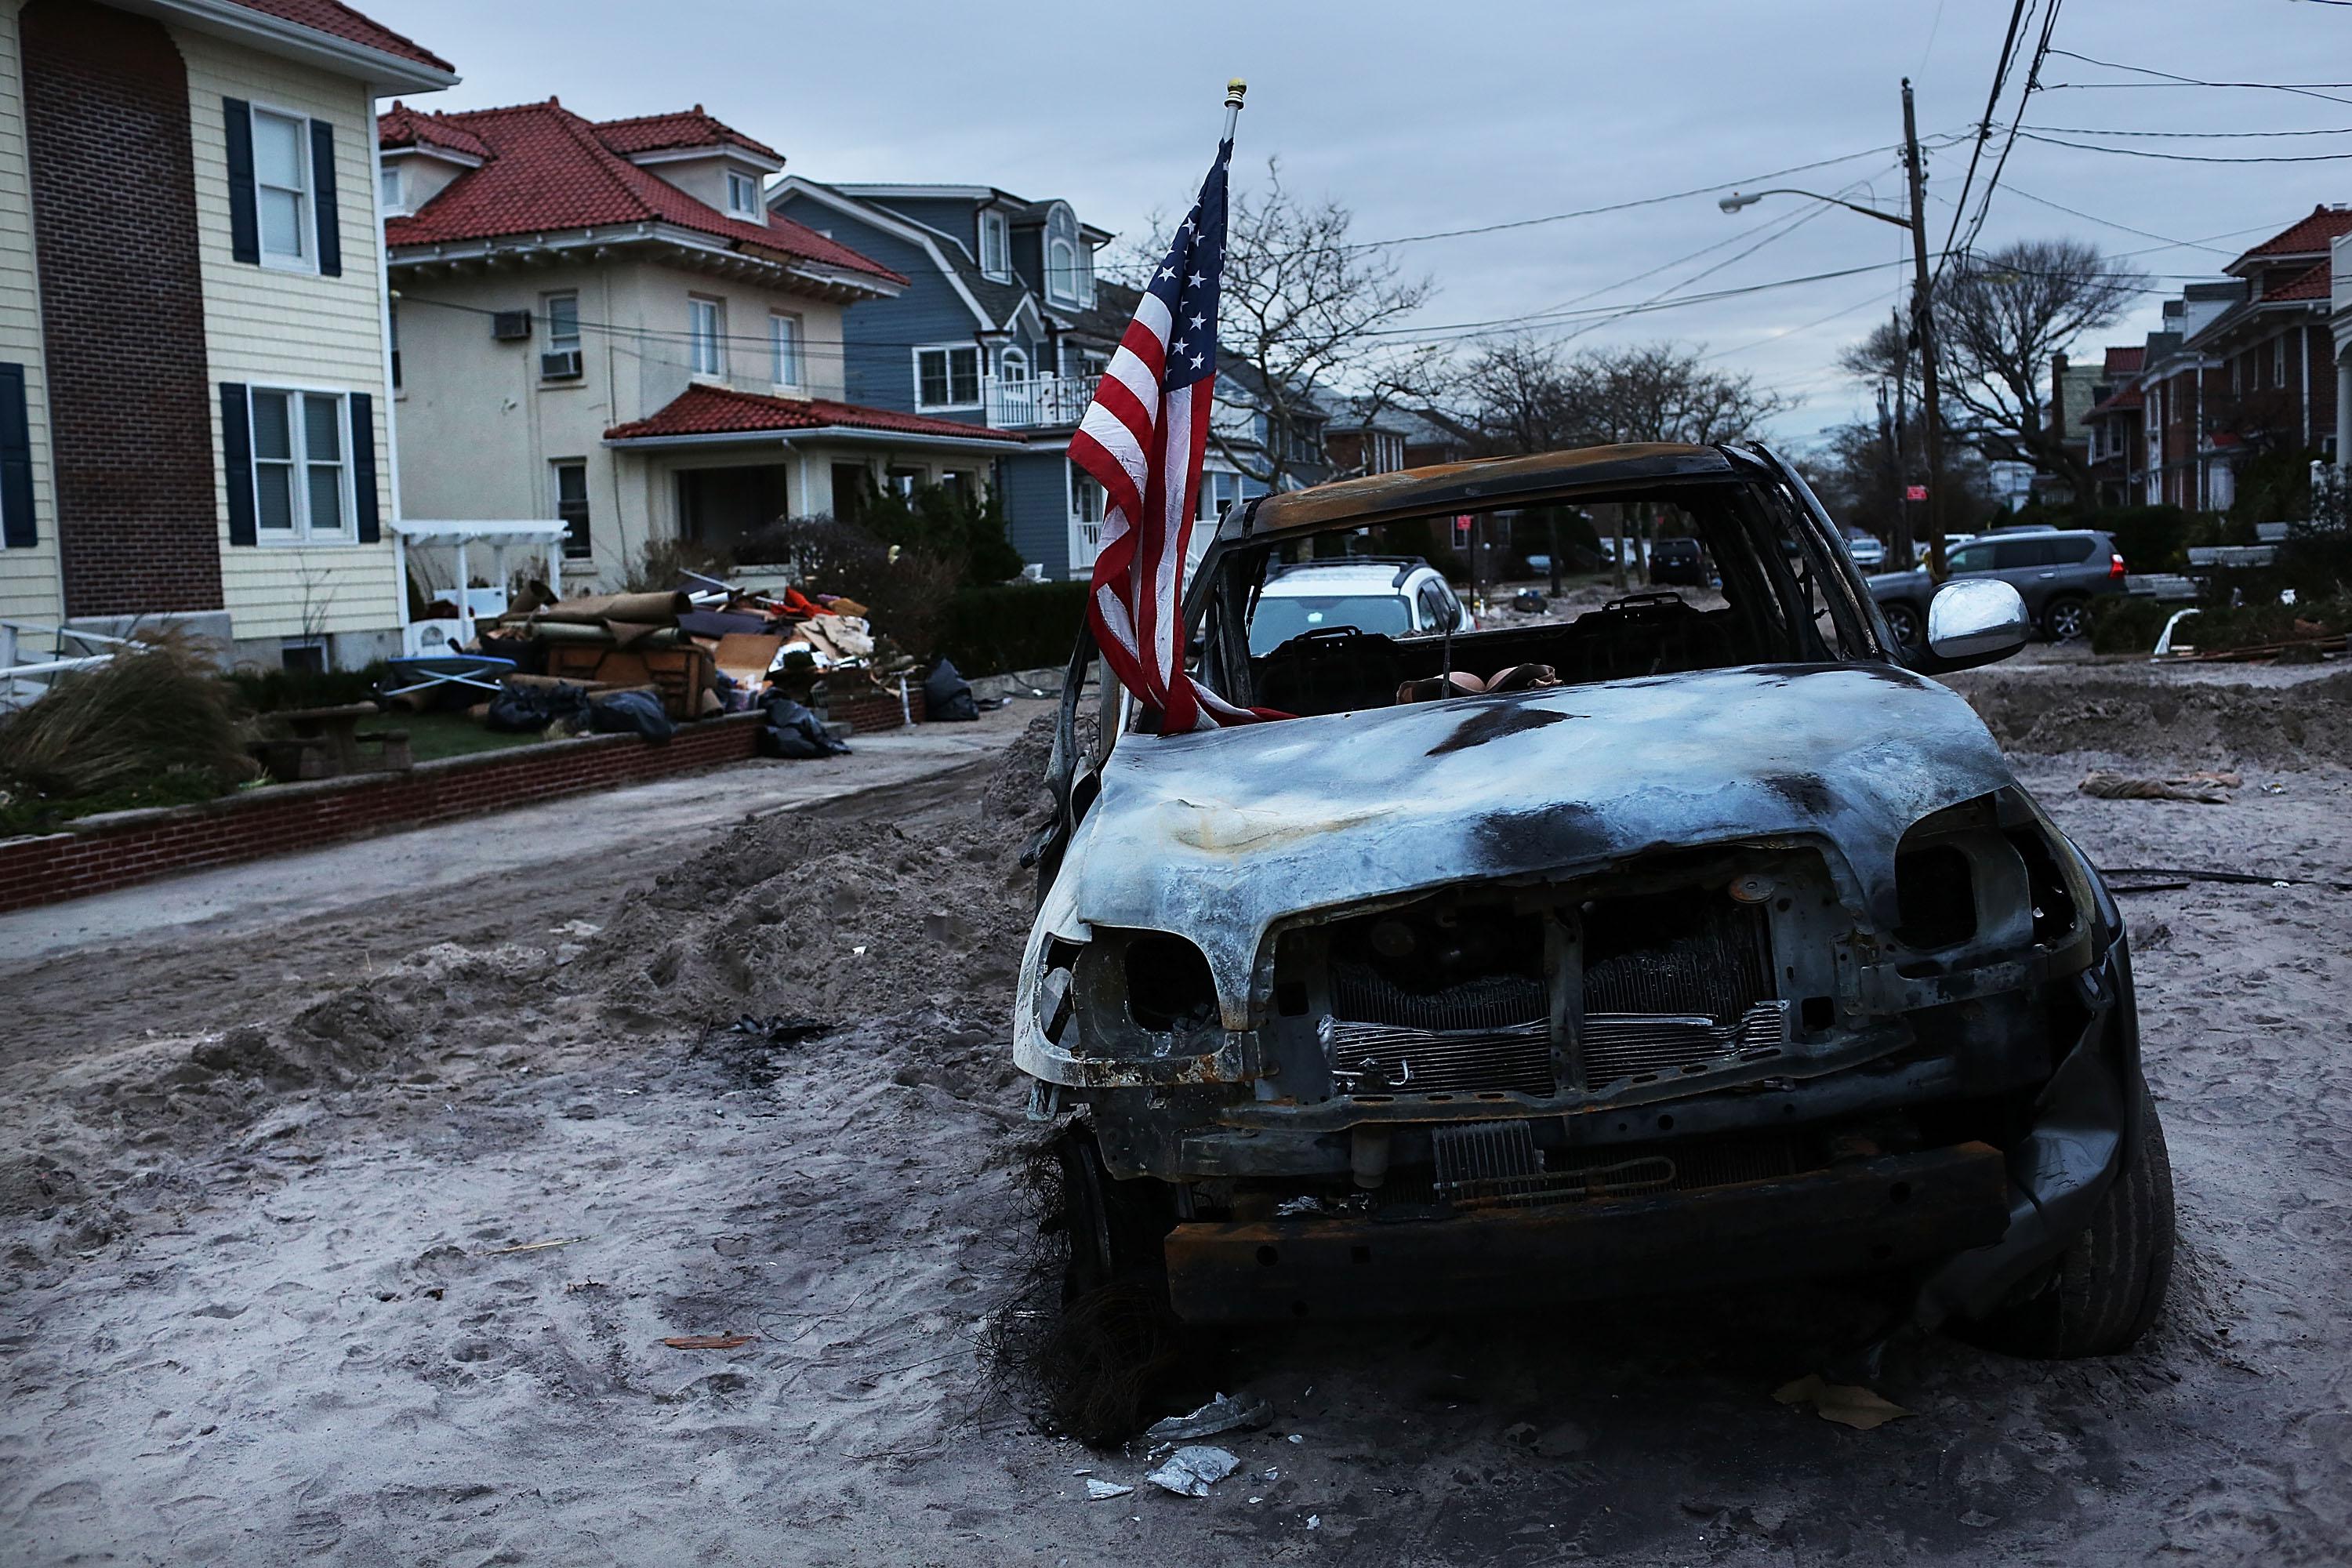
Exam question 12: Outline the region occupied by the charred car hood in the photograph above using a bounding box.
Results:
[1050,662,2019,1014]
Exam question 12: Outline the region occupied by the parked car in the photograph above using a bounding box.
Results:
[1020,442,2170,1363]
[1870,529,2127,648]
[1246,556,1472,657]
[1650,535,1707,586]
[1842,528,1887,570]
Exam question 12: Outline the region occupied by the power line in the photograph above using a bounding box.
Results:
[2044,49,2352,107]
[1699,284,1905,363]
[1361,259,1919,347]
[1948,0,2064,275]
[1338,139,1922,252]
[1936,0,2036,270]
[2016,129,2352,162]
[2020,121,2352,137]
[2001,184,2244,252]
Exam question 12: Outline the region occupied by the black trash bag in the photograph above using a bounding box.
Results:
[587,688,675,743]
[484,681,589,733]
[922,655,979,723]
[757,694,849,759]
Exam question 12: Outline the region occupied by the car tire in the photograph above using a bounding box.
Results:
[1957,1084,2176,1359]
[1056,1126,1173,1300]
[1880,601,1924,651]
[2042,595,2092,643]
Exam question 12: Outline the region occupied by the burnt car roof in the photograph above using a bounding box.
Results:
[1242,443,1737,538]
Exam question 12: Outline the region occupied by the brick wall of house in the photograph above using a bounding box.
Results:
[20,0,223,616]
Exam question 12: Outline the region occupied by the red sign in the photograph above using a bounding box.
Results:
[1904,485,1929,502]
[1451,514,1474,547]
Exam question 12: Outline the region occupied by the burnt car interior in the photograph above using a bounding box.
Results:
[1191,475,1885,720]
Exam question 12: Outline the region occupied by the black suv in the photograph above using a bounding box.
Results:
[1650,535,1706,586]
[1870,530,2126,647]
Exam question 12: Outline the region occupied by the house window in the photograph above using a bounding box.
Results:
[769,312,801,387]
[979,209,1009,281]
[1070,459,1105,524]
[915,345,980,409]
[546,292,580,353]
[1194,470,1241,523]
[1044,203,1080,306]
[1000,347,1029,387]
[249,388,350,540]
[552,459,591,559]
[379,164,403,216]
[252,108,310,264]
[2272,336,2287,388]
[689,296,724,376]
[1076,243,1096,307]
[726,169,760,219]
[940,469,975,503]
[887,466,924,498]
[389,303,401,392]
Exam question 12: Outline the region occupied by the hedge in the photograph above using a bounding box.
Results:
[934,581,1091,677]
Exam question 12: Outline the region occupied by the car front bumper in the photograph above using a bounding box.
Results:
[1163,1142,2010,1323]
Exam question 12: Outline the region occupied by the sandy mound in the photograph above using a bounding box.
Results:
[1948,669,2352,768]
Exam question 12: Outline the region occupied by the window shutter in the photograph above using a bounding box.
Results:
[223,99,259,265]
[0,363,34,548]
[349,392,379,542]
[220,383,256,546]
[309,119,341,277]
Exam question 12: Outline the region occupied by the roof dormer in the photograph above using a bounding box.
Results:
[377,100,489,216]
[593,106,783,226]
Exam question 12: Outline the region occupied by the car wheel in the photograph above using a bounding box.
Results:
[1880,601,1924,650]
[1056,1126,1173,1300]
[2042,595,2092,643]
[1957,1084,2176,1359]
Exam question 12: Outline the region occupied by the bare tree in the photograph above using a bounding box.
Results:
[1930,239,2147,502]
[1454,339,1793,586]
[1125,159,1441,491]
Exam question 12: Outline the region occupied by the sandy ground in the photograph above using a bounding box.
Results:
[5,659,2351,1566]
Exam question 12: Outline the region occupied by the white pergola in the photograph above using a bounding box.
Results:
[390,519,571,648]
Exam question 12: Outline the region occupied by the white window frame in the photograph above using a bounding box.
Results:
[725,169,760,220]
[379,163,404,216]
[1076,242,1096,307]
[551,459,592,561]
[250,103,314,273]
[545,291,581,352]
[999,346,1029,386]
[978,208,1009,281]
[769,311,802,387]
[688,295,725,377]
[245,384,354,545]
[913,344,982,411]
[2271,335,2286,388]
[1044,202,1080,307]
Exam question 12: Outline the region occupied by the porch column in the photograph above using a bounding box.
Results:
[2337,350,2351,474]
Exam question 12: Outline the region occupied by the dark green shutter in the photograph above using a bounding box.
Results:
[223,99,259,265]
[309,119,340,277]
[349,392,378,542]
[0,363,34,548]
[221,383,256,546]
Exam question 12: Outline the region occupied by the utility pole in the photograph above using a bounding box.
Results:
[1901,78,1949,578]
[1890,306,1911,564]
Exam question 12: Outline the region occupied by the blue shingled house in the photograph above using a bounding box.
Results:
[770,178,1315,579]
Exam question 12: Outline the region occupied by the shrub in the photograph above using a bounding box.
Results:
[935,582,1091,677]
[225,660,389,713]
[2087,594,2172,655]
[0,633,254,822]
[2092,505,2196,574]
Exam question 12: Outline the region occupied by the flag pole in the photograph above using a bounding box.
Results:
[1223,78,1246,143]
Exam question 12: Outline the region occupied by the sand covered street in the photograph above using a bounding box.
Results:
[4,661,2350,1566]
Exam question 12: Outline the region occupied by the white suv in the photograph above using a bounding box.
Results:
[1247,556,1472,656]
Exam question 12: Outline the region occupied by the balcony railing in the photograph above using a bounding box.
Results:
[983,372,1094,430]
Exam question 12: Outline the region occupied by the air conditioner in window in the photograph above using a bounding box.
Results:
[491,310,533,341]
[540,348,583,381]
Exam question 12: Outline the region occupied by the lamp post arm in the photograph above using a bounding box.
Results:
[1727,188,1915,230]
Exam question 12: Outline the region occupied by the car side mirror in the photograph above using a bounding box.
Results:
[1916,578,2029,673]
[1421,585,1461,632]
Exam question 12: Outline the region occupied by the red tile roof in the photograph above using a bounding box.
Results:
[2233,205,2352,266]
[227,0,452,73]
[2087,384,2143,417]
[604,384,1023,444]
[595,108,782,165]
[379,101,902,285]
[2100,345,2143,376]
[2263,260,2331,302]
[379,101,489,160]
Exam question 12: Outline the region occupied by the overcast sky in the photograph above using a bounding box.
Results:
[389,0,2344,445]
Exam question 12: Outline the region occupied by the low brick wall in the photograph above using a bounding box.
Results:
[824,684,924,733]
[0,713,784,916]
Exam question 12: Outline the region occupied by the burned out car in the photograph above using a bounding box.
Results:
[1018,443,2172,1359]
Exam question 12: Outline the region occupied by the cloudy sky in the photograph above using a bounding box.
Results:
[389,0,2345,445]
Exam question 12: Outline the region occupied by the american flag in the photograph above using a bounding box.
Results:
[1074,137,1272,731]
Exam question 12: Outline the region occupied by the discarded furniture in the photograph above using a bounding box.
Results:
[249,702,412,781]
[382,652,519,701]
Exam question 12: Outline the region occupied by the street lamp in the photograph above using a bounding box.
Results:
[1719,78,1950,583]
[1717,188,1912,230]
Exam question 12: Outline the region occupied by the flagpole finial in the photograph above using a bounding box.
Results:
[1225,78,1247,108]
